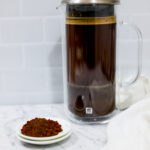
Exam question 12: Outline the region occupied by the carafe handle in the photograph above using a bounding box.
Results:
[117,21,143,110]
[118,21,143,87]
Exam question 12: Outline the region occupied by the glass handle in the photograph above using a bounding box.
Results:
[119,21,143,88]
[116,21,143,110]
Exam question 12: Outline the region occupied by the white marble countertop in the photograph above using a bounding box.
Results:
[0,104,107,150]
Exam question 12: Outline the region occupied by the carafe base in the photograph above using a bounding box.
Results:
[64,107,119,124]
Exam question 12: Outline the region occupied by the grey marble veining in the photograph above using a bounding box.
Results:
[0,104,107,150]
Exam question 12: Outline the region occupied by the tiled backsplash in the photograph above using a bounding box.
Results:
[0,0,149,104]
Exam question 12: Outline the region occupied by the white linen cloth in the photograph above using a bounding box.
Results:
[105,76,150,150]
[105,97,150,150]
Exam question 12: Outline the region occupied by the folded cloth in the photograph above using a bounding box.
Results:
[116,75,150,110]
[105,96,150,150]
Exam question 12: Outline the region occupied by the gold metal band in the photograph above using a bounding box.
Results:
[66,16,116,25]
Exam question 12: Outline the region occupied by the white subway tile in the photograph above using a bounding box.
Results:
[119,0,150,14]
[117,40,140,80]
[3,69,48,92]
[142,40,150,68]
[0,45,23,68]
[118,40,137,63]
[143,41,150,58]
[0,93,28,105]
[24,92,63,104]
[0,0,20,17]
[3,68,63,92]
[44,17,61,42]
[117,40,150,80]
[47,68,63,91]
[0,19,42,43]
[24,44,62,67]
[22,0,61,16]
[0,92,63,105]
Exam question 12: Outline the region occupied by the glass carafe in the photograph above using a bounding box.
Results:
[60,0,142,124]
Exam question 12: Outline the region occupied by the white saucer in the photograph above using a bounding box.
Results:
[16,131,72,145]
[16,117,72,141]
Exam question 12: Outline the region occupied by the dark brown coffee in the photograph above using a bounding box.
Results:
[66,4,116,117]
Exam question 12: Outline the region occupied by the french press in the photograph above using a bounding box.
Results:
[60,0,142,124]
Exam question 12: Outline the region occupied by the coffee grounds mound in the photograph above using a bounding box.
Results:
[21,118,63,137]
